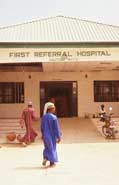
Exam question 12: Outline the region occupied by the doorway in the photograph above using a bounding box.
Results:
[40,81,77,117]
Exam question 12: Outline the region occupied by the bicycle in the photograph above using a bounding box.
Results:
[102,114,118,139]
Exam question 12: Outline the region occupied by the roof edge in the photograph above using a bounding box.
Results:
[0,15,119,30]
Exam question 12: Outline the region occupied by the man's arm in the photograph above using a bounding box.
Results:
[54,118,62,142]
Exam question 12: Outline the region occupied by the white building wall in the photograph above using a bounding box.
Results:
[0,71,119,118]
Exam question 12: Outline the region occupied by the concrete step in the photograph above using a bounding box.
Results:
[0,119,26,143]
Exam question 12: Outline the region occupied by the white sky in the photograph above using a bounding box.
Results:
[0,0,119,27]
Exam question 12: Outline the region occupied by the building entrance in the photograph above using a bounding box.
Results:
[40,81,77,117]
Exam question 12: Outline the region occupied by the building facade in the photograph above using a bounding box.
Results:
[0,16,119,118]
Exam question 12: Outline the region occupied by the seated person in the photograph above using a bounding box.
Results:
[99,104,106,121]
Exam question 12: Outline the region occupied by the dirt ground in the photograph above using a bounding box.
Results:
[0,118,119,185]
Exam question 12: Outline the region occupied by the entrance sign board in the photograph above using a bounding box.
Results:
[0,47,118,63]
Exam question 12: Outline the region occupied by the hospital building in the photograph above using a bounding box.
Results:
[0,16,119,118]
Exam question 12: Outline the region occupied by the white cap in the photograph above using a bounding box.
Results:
[28,101,32,106]
[47,102,55,109]
[43,102,55,114]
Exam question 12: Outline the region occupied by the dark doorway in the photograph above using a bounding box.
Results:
[40,81,77,117]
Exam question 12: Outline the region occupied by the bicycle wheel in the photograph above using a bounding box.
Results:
[102,126,112,137]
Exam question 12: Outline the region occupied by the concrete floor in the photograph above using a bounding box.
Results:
[0,118,119,185]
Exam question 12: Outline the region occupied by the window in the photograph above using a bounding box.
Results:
[0,82,24,104]
[94,81,119,102]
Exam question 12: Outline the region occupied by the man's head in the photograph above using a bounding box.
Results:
[28,101,32,107]
[101,104,104,108]
[101,104,105,110]
[47,102,55,113]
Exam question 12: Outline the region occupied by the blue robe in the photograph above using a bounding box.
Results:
[41,113,61,163]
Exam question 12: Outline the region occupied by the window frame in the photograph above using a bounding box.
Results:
[94,80,119,102]
[0,82,24,104]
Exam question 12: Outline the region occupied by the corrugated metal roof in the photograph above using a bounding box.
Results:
[0,16,119,43]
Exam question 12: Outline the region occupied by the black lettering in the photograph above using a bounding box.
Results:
[9,52,30,57]
[77,51,80,56]
[101,51,106,56]
[34,52,38,57]
[21,52,26,57]
[15,53,21,57]
[56,52,62,57]
[90,51,96,56]
[106,51,111,56]
[9,52,14,57]
[39,52,44,57]
[62,52,67,57]
[26,52,30,57]
[42,52,47,57]
[81,51,87,56]
[97,51,101,56]
[68,52,72,57]
[47,52,52,57]
[86,51,91,56]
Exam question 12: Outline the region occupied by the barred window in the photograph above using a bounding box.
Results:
[0,82,24,104]
[94,81,119,102]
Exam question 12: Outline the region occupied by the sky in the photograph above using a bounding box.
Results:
[0,0,119,27]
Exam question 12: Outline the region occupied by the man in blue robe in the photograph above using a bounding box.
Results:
[41,102,61,167]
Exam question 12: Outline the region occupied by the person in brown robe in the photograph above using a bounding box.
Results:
[17,101,38,146]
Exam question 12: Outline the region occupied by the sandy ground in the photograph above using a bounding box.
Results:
[0,118,119,185]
